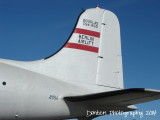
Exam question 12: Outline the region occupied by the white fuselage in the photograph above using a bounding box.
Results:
[0,60,120,120]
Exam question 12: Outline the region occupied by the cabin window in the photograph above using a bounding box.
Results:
[2,81,6,86]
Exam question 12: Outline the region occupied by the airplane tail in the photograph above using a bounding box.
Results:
[3,7,123,89]
[43,7,123,89]
[1,7,160,120]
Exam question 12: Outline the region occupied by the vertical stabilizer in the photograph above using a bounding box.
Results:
[44,7,105,85]
[14,7,124,89]
[51,7,124,88]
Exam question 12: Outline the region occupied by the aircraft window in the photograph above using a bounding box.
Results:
[2,82,6,86]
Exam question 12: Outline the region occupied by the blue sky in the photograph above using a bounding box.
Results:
[0,0,160,120]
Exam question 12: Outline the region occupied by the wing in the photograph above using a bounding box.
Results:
[64,88,160,106]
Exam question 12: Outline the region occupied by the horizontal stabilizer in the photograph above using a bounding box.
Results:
[64,88,160,106]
